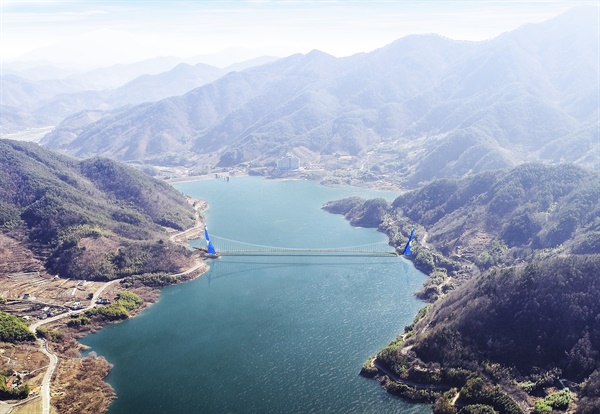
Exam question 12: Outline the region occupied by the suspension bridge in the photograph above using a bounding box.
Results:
[198,234,400,257]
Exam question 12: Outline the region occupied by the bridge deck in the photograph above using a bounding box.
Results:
[217,249,399,257]
[200,234,399,257]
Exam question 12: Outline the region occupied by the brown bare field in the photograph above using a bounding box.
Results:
[10,397,42,414]
[0,343,47,393]
[1,267,208,413]
[0,231,109,313]
[52,356,114,414]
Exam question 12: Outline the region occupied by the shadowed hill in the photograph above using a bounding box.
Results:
[413,255,600,379]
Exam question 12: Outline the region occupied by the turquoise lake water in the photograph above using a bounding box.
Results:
[81,177,431,414]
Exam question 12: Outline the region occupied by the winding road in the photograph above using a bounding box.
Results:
[30,278,120,414]
[0,207,208,414]
[38,339,56,414]
[29,258,206,414]
[0,278,121,414]
[30,258,206,414]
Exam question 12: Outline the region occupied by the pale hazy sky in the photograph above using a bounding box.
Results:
[1,0,598,67]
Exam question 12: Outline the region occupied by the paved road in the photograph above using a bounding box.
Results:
[31,279,120,414]
[169,201,205,243]
[39,339,57,414]
[0,278,116,414]
[16,214,207,414]
[29,259,205,414]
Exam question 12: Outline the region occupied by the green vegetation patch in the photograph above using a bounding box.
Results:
[0,200,21,230]
[458,404,497,414]
[384,380,440,403]
[0,311,35,343]
[459,378,523,414]
[79,289,143,322]
[66,315,90,328]
[532,389,571,413]
[35,326,64,342]
[121,273,180,288]
[115,291,143,310]
[85,303,129,321]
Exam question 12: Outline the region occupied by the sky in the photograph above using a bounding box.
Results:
[1,0,599,68]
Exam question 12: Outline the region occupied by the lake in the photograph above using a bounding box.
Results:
[81,176,430,414]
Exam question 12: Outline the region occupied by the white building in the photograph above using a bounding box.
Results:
[277,156,300,171]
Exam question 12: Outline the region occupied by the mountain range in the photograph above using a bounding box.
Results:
[0,56,276,135]
[37,7,599,186]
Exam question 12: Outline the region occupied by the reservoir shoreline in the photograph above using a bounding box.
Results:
[79,176,431,414]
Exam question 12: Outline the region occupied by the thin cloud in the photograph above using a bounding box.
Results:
[1,0,597,65]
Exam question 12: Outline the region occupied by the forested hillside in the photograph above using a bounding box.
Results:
[326,163,600,412]
[0,140,196,280]
[327,163,600,284]
[397,255,600,414]
[415,254,600,376]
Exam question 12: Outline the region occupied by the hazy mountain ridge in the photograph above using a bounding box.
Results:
[0,140,197,281]
[41,7,599,183]
[43,51,338,163]
[3,56,189,86]
[1,57,276,135]
[0,64,224,134]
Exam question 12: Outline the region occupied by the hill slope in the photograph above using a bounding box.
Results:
[413,255,600,379]
[1,62,226,134]
[1,57,278,135]
[0,140,197,281]
[327,163,600,280]
[326,163,600,412]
